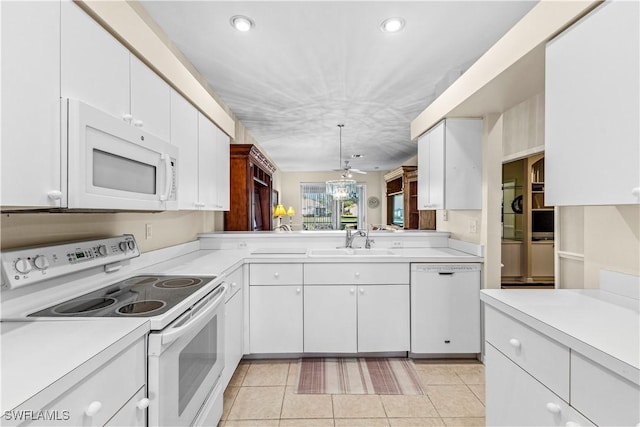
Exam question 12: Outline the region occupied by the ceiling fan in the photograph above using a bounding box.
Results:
[332,124,367,177]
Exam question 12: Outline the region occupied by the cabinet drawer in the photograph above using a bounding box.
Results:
[249,263,302,285]
[304,263,409,285]
[104,386,146,427]
[570,352,640,426]
[225,266,244,300]
[40,338,145,426]
[486,344,593,426]
[484,305,569,400]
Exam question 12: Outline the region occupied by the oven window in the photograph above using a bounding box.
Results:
[93,149,156,194]
[178,317,218,415]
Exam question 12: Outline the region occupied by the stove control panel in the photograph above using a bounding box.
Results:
[1,235,140,290]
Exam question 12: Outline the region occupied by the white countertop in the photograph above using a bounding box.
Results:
[0,242,482,414]
[481,289,640,384]
[1,318,149,412]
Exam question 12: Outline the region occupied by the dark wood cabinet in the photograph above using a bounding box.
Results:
[224,144,277,231]
[384,166,435,230]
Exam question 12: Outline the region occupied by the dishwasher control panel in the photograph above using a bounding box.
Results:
[412,263,481,273]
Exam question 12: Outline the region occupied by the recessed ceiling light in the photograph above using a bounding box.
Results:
[230,15,255,32]
[380,17,405,33]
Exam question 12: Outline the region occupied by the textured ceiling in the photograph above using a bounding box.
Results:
[142,1,536,172]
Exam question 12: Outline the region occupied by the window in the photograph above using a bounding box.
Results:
[300,183,366,230]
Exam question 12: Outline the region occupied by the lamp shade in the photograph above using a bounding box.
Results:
[273,204,287,217]
[287,206,296,216]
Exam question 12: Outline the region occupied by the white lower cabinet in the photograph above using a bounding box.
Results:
[486,344,593,426]
[570,352,640,426]
[357,285,410,352]
[104,386,147,427]
[249,285,303,354]
[304,285,358,353]
[304,284,409,353]
[222,267,244,388]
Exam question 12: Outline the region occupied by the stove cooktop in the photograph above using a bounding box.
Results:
[29,275,217,318]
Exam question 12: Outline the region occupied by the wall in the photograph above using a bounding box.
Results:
[502,94,640,288]
[0,211,215,253]
[278,171,385,230]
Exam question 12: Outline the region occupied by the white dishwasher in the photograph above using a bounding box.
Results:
[410,263,481,355]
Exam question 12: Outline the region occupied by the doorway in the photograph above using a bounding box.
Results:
[501,153,555,288]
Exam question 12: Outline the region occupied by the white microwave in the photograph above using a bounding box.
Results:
[64,99,178,211]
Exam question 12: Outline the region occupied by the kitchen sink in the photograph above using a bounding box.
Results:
[308,248,397,257]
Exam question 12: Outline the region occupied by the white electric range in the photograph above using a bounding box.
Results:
[1,235,227,427]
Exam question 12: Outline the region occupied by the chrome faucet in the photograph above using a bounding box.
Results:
[345,229,366,248]
[364,226,375,249]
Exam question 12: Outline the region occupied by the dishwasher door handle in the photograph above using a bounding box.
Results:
[438,272,455,276]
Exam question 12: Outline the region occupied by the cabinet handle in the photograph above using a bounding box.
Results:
[354,272,360,278]
[632,187,640,197]
[47,190,63,200]
[350,288,355,294]
[274,272,279,278]
[133,119,144,127]
[122,113,133,122]
[296,288,301,294]
[136,398,150,410]
[195,202,206,208]
[85,401,102,417]
[545,402,561,414]
[231,282,238,288]
[509,338,521,349]
[359,288,364,294]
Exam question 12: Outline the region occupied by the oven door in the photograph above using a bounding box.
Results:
[65,98,178,211]
[148,284,226,427]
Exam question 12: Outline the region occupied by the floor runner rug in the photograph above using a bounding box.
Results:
[296,358,424,395]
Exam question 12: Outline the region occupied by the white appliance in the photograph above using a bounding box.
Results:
[1,236,226,427]
[411,263,481,355]
[64,99,178,211]
[148,282,226,427]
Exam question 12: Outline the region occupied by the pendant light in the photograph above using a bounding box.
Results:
[326,124,357,200]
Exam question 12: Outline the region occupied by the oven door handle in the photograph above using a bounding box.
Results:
[160,153,172,202]
[161,283,227,346]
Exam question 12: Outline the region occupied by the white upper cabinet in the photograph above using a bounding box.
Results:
[198,113,218,210]
[216,129,231,211]
[545,0,640,206]
[130,56,171,141]
[170,90,199,209]
[61,1,130,121]
[62,1,170,141]
[417,119,482,210]
[1,1,61,208]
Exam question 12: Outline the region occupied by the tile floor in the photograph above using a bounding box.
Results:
[218,359,485,427]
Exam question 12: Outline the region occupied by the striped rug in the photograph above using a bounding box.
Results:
[296,358,424,395]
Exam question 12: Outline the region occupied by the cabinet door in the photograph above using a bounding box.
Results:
[130,56,170,141]
[223,288,244,388]
[304,285,357,353]
[417,132,430,210]
[486,344,594,427]
[170,90,199,209]
[216,128,231,210]
[249,286,302,353]
[61,1,130,120]
[197,113,218,209]
[546,1,640,205]
[427,121,446,209]
[411,267,481,354]
[1,1,61,208]
[357,285,410,352]
[444,120,482,209]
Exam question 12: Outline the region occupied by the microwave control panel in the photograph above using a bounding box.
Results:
[1,235,140,290]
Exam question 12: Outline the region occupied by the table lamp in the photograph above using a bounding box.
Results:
[286,206,296,228]
[273,204,286,227]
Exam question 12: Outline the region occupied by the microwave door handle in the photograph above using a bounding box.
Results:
[161,284,227,346]
[160,153,172,201]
